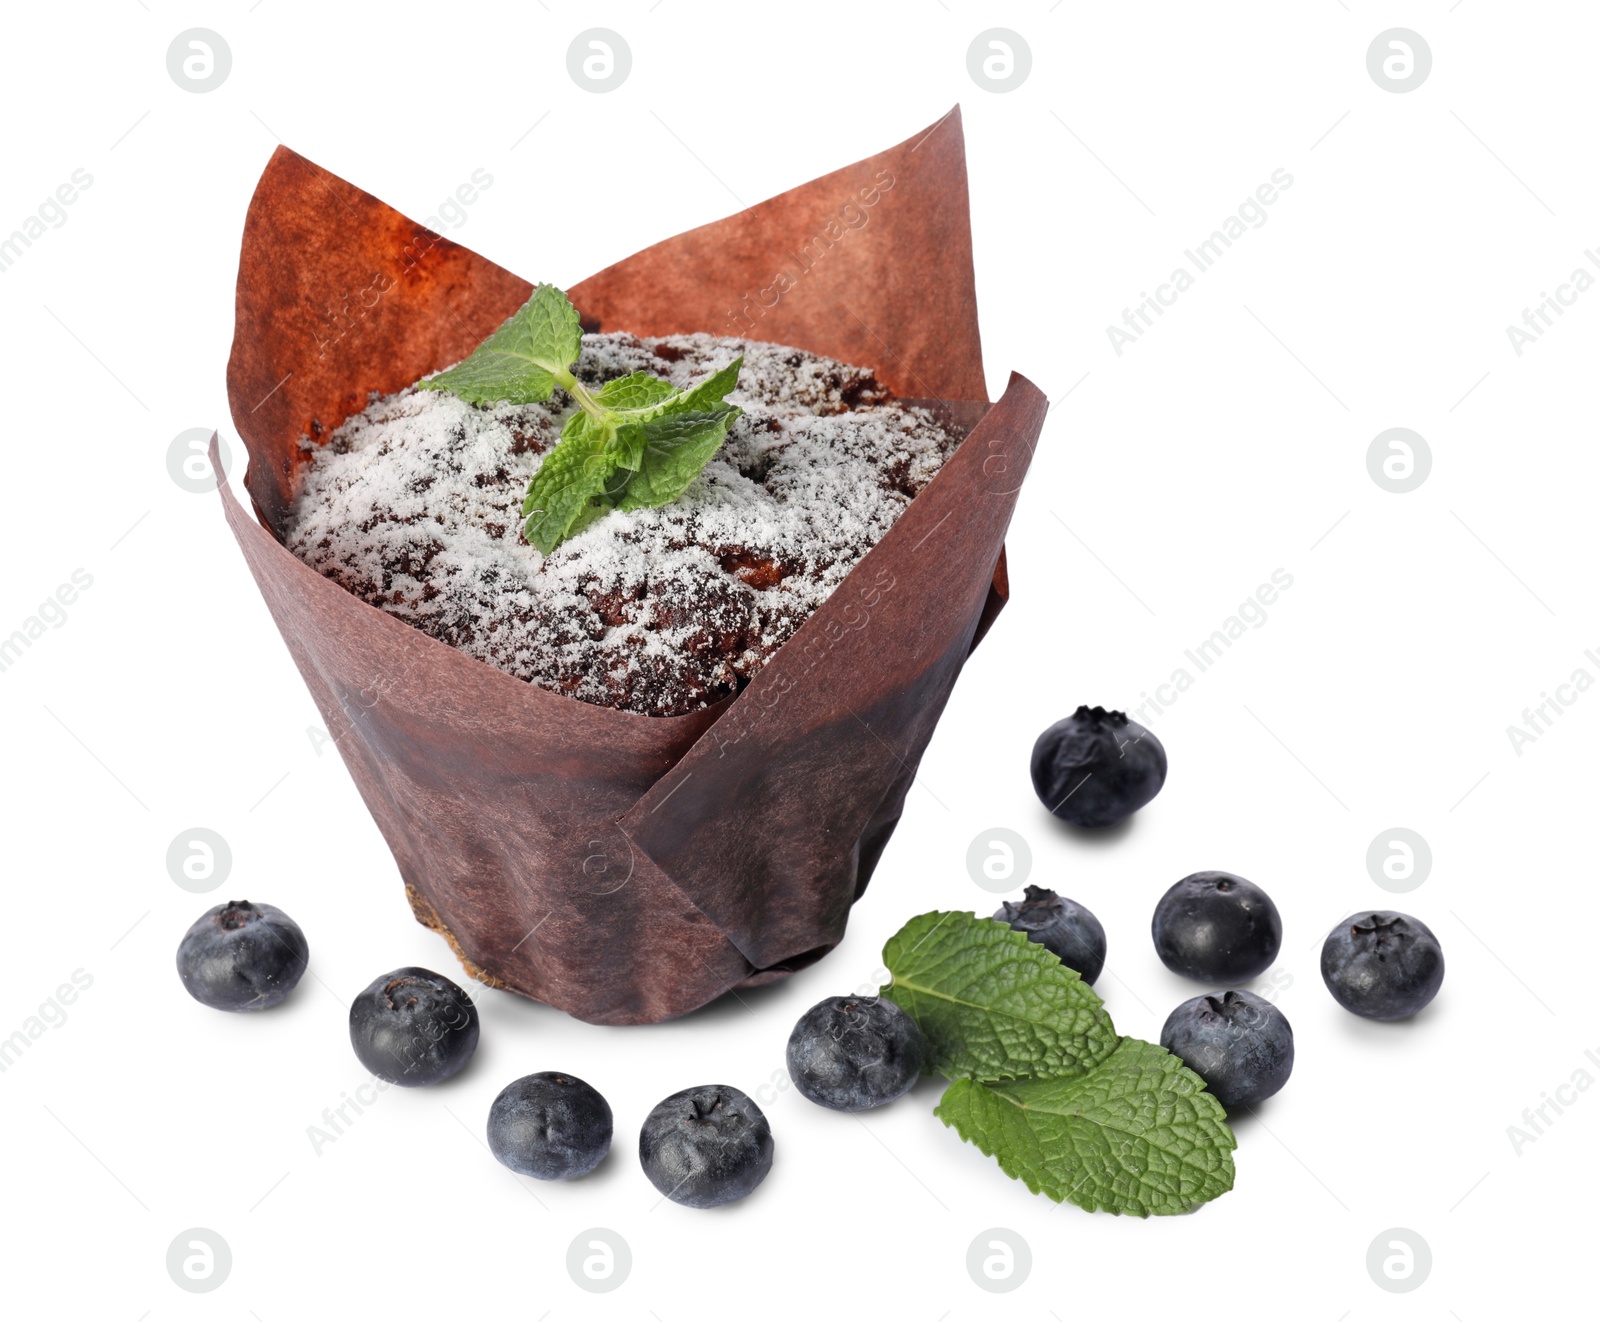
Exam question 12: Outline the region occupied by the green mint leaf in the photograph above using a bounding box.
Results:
[880,911,1119,1083]
[418,283,582,405]
[562,494,616,543]
[594,371,682,412]
[521,421,621,554]
[557,406,646,481]
[559,406,618,454]
[613,406,741,511]
[610,418,647,473]
[935,1037,1237,1216]
[596,356,743,421]
[602,356,746,514]
[606,353,745,511]
[673,355,743,413]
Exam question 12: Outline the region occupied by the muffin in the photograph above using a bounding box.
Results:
[219,113,1046,1024]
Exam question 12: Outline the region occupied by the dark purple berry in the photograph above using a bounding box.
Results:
[639,1084,773,1208]
[1320,911,1444,1020]
[488,1072,612,1179]
[786,997,925,1111]
[1152,871,1282,983]
[1031,706,1166,828]
[1161,989,1294,1108]
[348,966,479,1086]
[993,886,1107,984]
[175,900,308,1012]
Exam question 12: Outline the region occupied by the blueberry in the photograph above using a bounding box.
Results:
[785,996,925,1111]
[348,966,479,1086]
[639,1084,774,1208]
[1031,705,1167,828]
[1320,910,1444,1020]
[175,900,308,1012]
[993,886,1107,984]
[1152,871,1282,983]
[487,1072,612,1179]
[1160,989,1294,1109]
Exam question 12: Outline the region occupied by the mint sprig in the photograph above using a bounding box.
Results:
[881,910,1236,1217]
[417,284,742,553]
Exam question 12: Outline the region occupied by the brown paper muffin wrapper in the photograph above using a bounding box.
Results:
[220,107,1047,1024]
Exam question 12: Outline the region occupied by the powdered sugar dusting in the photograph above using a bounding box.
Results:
[284,332,957,716]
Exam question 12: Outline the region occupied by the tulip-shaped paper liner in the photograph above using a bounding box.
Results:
[220,107,1047,1024]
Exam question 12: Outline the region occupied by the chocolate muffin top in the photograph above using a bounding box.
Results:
[283,333,958,716]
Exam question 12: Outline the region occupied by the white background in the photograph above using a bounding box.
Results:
[1,2,1594,1317]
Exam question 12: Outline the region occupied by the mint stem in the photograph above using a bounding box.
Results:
[561,374,611,425]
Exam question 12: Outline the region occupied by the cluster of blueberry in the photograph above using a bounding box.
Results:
[987,873,1445,1109]
[489,1074,775,1210]
[174,904,774,1207]
[1020,705,1446,1108]
[782,709,1446,1119]
[171,702,1446,1204]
